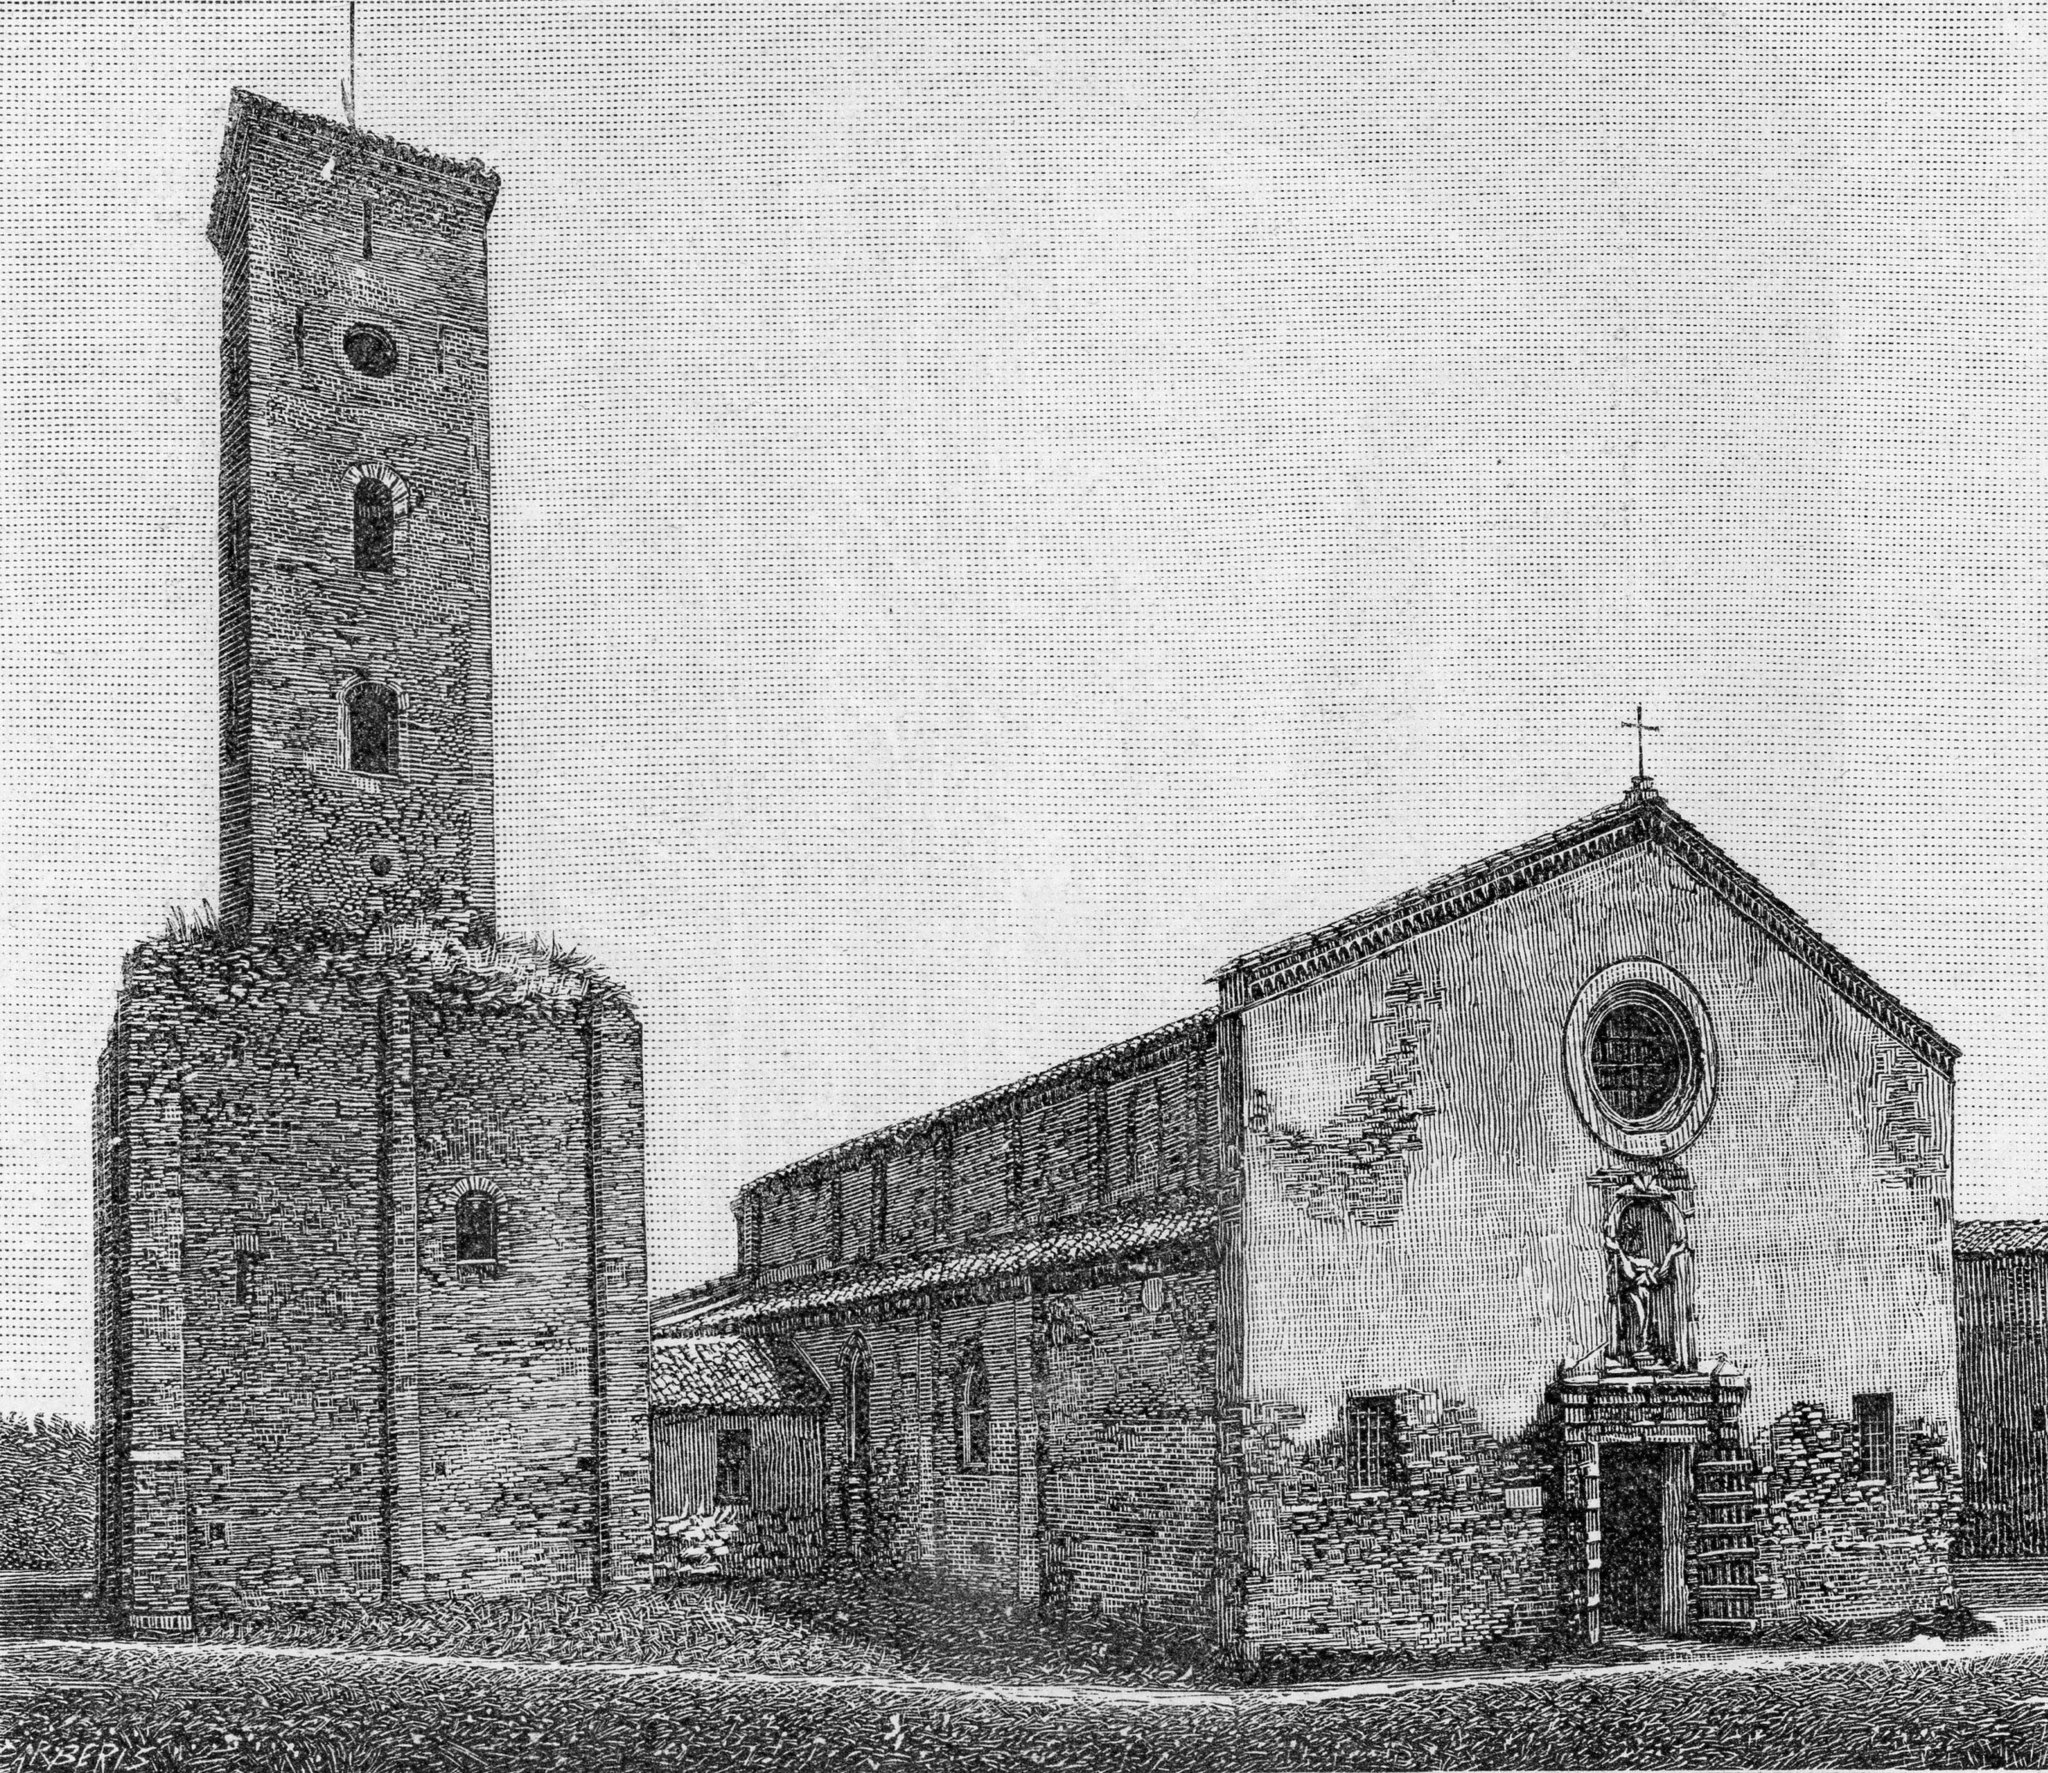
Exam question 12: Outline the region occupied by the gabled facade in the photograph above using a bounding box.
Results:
[656,779,1961,1660]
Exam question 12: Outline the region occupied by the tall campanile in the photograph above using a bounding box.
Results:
[95,93,650,1639]
[211,88,497,934]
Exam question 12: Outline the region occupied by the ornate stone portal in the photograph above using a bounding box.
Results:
[1554,1168,1752,1644]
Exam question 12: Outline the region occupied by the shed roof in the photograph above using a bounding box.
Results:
[647,1336,829,1415]
[1955,1221,2048,1257]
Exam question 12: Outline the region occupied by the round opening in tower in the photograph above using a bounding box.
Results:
[1587,988,1699,1126]
[343,324,399,377]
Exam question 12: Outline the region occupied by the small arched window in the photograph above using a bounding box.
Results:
[454,1192,499,1269]
[842,1335,873,1471]
[344,679,399,777]
[956,1341,991,1473]
[354,477,396,572]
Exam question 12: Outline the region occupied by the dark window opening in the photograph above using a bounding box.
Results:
[362,196,374,259]
[715,1428,752,1506]
[206,1521,227,1546]
[872,1153,891,1252]
[234,1248,259,1309]
[957,1343,991,1473]
[294,306,306,371]
[2034,1404,2046,1434]
[344,679,399,777]
[1589,990,1697,1123]
[343,324,398,377]
[353,476,396,570]
[455,1193,499,1268]
[843,1337,873,1471]
[1855,1392,1896,1483]
[1345,1394,1400,1494]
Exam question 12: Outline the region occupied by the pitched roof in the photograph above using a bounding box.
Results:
[1214,780,1958,1077]
[1955,1221,2048,1257]
[654,1207,1213,1335]
[729,1010,1215,1210]
[647,1336,830,1415]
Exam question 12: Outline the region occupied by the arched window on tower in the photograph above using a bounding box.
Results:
[354,476,396,572]
[344,679,399,777]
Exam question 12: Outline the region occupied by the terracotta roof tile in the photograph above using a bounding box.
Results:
[1955,1221,2048,1257]
[654,1207,1212,1334]
[647,1336,829,1415]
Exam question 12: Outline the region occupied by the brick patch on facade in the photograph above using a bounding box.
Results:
[1248,966,1437,1229]
[1239,1391,1564,1658]
[1751,1402,1958,1628]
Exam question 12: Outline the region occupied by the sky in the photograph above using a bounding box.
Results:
[2,1,2046,1418]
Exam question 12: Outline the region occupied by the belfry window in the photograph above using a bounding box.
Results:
[354,477,396,572]
[344,679,398,777]
[454,1193,500,1269]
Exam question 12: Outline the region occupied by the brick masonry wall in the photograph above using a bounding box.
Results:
[215,173,255,927]
[792,1313,947,1580]
[726,1262,1222,1634]
[96,929,650,1628]
[411,1004,605,1596]
[1239,1390,1562,1656]
[1956,1253,2048,1558]
[1232,843,1958,1654]
[1751,1402,1958,1627]
[1037,1270,1219,1636]
[212,94,499,935]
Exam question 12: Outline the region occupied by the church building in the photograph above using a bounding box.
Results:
[655,779,1960,1660]
[93,91,652,1636]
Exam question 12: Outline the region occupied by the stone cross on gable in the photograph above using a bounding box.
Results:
[1622,704,1661,784]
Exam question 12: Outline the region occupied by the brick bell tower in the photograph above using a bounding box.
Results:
[95,93,651,1639]
[211,87,498,934]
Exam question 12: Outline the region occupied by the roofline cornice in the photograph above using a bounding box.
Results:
[210,87,500,255]
[1214,786,1957,1079]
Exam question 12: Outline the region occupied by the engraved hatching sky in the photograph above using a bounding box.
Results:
[1,2,2045,1416]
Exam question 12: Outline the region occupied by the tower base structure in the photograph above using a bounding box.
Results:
[95,925,652,1633]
